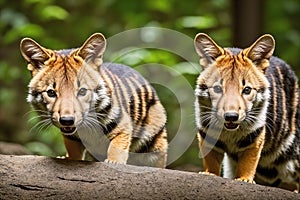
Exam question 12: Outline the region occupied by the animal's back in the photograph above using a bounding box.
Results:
[256,56,300,187]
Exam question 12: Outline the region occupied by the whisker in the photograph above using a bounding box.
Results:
[28,114,51,122]
[24,109,49,115]
[242,109,275,134]
[23,109,50,118]
[37,120,53,135]
[29,118,52,134]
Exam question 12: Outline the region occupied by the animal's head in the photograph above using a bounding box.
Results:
[194,33,275,131]
[20,33,109,135]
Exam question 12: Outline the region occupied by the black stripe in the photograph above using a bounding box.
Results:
[128,76,143,123]
[141,85,156,127]
[199,129,226,150]
[265,76,275,145]
[103,69,124,111]
[142,84,150,108]
[273,141,298,165]
[273,67,287,151]
[226,153,238,161]
[147,86,157,109]
[65,134,81,142]
[263,74,280,155]
[280,65,298,140]
[237,127,263,148]
[256,165,278,179]
[136,85,156,135]
[122,77,136,120]
[121,76,137,113]
[98,103,112,115]
[135,125,166,153]
[129,95,135,120]
[135,87,144,123]
[114,76,128,111]
[94,86,112,116]
[136,77,151,124]
[102,120,119,136]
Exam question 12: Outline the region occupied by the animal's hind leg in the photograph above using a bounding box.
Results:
[128,126,168,168]
[147,102,168,168]
[151,126,168,168]
[130,102,168,168]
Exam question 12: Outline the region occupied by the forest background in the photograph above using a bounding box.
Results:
[0,0,299,170]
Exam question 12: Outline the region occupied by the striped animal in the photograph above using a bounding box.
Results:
[20,33,168,168]
[194,33,300,191]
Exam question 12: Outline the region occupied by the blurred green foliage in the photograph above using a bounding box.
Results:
[0,0,299,170]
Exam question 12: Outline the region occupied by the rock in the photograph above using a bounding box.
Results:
[0,155,298,199]
[0,142,30,155]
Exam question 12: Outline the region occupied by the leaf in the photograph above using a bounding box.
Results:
[40,5,69,20]
[177,16,218,29]
[173,62,201,75]
[3,24,45,43]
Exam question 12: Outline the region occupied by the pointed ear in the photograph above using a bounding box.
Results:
[194,33,224,68]
[243,34,275,71]
[20,38,51,72]
[76,33,106,66]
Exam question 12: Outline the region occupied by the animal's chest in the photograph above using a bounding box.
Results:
[207,128,249,154]
[220,132,246,153]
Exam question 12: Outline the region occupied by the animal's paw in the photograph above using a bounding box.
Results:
[104,159,126,165]
[235,177,256,184]
[199,171,217,176]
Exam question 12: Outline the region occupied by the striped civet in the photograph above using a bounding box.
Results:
[20,33,168,168]
[194,33,300,191]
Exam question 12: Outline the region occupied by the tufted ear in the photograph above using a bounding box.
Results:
[20,38,52,73]
[243,34,275,73]
[76,33,106,66]
[194,33,225,68]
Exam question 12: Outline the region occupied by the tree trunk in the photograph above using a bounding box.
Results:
[0,155,298,199]
[231,0,264,47]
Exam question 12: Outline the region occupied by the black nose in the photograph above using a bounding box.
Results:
[59,116,75,126]
[224,112,239,122]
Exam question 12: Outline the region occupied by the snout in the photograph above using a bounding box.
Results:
[224,112,240,130]
[224,112,239,122]
[60,116,75,126]
[59,116,76,135]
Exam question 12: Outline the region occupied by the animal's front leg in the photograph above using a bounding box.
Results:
[200,148,224,176]
[235,128,265,183]
[105,131,131,164]
[199,135,224,176]
[63,136,86,160]
[235,147,261,183]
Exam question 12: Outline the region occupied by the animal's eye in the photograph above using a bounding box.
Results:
[47,89,57,98]
[242,86,252,95]
[213,85,223,94]
[78,88,87,96]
